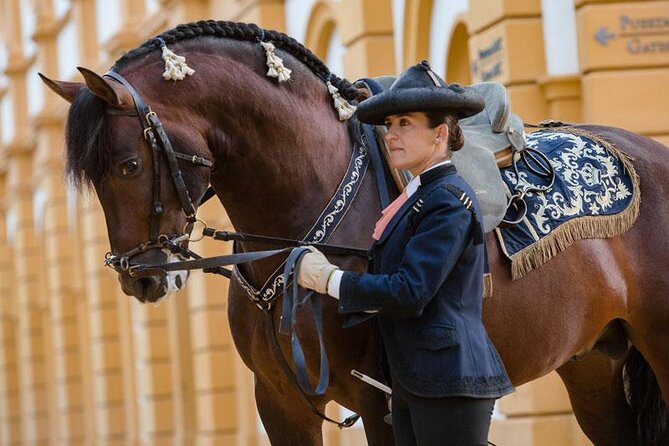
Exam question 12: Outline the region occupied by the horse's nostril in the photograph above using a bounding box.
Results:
[133,276,162,299]
[175,275,183,289]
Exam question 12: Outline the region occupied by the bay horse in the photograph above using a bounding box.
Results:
[40,21,669,445]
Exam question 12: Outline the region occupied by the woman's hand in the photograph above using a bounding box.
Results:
[297,247,339,294]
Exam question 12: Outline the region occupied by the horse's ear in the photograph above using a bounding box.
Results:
[38,73,84,104]
[77,66,130,108]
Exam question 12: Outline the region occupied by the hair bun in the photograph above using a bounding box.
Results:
[449,121,465,152]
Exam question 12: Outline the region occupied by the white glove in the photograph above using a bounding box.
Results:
[297,247,339,294]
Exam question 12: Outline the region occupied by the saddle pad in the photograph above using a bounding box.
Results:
[495,129,640,279]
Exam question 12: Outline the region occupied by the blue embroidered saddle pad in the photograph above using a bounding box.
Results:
[495,129,639,279]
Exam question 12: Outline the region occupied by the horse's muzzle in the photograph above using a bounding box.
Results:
[117,250,187,303]
[120,273,166,302]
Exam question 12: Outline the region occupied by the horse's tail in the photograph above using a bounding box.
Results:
[624,347,669,445]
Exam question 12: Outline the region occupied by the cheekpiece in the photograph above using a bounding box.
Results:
[356,60,485,125]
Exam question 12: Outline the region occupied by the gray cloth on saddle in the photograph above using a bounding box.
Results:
[451,146,507,233]
[457,82,526,232]
[460,82,525,154]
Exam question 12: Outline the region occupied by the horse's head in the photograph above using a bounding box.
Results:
[40,65,213,303]
[40,21,370,305]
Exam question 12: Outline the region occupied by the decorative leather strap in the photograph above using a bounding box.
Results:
[233,124,370,306]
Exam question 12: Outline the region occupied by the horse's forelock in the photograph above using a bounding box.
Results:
[65,89,113,190]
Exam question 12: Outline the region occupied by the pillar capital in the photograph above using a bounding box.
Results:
[5,139,36,158]
[32,109,67,128]
[4,54,36,76]
[32,13,70,42]
[538,74,584,125]
[538,74,581,102]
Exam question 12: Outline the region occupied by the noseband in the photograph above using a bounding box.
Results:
[102,70,214,274]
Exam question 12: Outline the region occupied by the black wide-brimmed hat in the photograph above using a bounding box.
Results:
[356,60,485,125]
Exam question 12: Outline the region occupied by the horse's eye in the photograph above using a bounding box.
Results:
[120,159,140,176]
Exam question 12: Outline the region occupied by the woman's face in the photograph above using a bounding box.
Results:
[383,112,448,176]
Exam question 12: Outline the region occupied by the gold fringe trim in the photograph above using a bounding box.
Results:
[482,273,493,299]
[508,126,641,280]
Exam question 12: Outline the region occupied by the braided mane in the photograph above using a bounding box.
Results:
[66,19,358,190]
[113,19,357,101]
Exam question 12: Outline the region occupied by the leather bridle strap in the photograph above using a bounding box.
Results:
[202,228,369,258]
[103,70,213,242]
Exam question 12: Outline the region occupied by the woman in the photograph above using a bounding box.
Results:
[298,60,513,445]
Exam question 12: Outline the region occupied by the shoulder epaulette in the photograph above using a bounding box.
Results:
[444,184,483,245]
[445,184,473,210]
[412,198,424,213]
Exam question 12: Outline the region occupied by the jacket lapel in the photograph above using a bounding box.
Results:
[374,194,420,245]
[372,164,457,247]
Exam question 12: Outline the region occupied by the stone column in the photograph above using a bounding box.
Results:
[467,0,549,122]
[33,1,91,443]
[539,74,582,122]
[490,373,592,446]
[80,194,138,446]
[0,168,22,445]
[7,146,48,445]
[71,1,139,444]
[185,201,238,445]
[130,300,181,445]
[537,0,582,122]
[4,0,49,443]
[339,0,395,79]
[575,0,669,147]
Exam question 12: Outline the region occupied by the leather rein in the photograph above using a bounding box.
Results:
[98,70,375,428]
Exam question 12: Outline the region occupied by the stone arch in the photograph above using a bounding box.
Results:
[304,1,337,60]
[446,17,471,85]
[402,0,433,67]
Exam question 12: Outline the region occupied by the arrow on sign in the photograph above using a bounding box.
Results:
[595,26,616,46]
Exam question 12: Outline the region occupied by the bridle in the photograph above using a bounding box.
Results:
[101,70,214,275]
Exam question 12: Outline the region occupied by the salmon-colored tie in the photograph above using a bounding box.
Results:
[372,190,409,240]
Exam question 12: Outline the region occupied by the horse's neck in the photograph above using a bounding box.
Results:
[201,60,353,240]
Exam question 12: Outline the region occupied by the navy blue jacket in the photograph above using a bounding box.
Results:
[339,164,514,398]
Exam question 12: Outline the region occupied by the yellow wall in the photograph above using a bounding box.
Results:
[0,0,666,445]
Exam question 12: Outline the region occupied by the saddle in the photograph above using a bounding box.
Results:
[355,78,521,232]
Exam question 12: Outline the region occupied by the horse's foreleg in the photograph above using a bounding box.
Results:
[254,378,325,446]
[557,353,637,446]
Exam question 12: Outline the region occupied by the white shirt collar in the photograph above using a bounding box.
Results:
[405,160,452,197]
